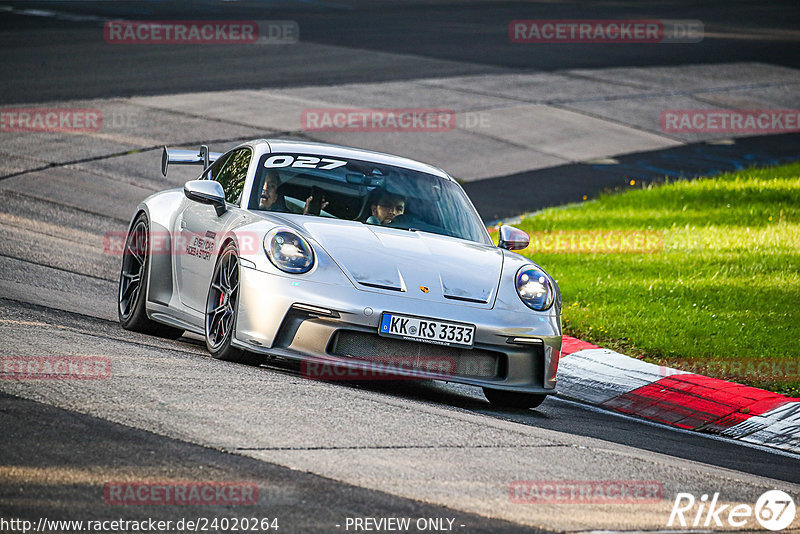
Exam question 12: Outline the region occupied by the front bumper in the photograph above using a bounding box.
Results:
[234,266,561,393]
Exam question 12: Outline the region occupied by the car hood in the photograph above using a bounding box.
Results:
[297,218,503,307]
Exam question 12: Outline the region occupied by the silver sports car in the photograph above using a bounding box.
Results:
[118,139,562,408]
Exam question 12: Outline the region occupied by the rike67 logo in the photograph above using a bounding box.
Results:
[668,490,796,531]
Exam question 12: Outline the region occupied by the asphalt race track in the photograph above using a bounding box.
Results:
[1,0,800,103]
[1,1,799,533]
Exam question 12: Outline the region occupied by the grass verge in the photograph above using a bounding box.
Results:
[507,163,800,395]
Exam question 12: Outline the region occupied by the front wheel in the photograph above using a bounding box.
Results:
[205,242,259,365]
[483,388,547,409]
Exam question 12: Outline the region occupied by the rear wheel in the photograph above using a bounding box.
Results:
[205,242,259,364]
[118,214,184,339]
[483,388,547,409]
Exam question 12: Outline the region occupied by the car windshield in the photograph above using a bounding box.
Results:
[249,153,491,245]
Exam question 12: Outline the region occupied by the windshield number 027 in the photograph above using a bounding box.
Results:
[263,155,347,170]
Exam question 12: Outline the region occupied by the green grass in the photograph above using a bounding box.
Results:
[509,163,800,395]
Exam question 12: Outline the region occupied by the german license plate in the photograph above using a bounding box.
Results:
[379,313,475,348]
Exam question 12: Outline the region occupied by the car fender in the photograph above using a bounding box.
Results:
[132,188,186,306]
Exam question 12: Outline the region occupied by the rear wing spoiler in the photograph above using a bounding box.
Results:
[161,145,223,176]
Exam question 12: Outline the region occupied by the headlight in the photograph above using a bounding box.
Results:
[264,228,314,274]
[515,266,554,311]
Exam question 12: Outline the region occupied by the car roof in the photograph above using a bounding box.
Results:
[251,138,455,182]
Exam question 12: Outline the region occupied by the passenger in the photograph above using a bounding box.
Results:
[302,186,329,216]
[366,190,405,225]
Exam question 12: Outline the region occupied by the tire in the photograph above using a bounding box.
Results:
[483,387,547,409]
[205,241,260,365]
[118,213,184,339]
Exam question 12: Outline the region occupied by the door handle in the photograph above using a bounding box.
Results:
[180,220,187,229]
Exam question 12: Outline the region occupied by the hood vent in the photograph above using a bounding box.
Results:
[443,294,489,304]
[358,281,406,292]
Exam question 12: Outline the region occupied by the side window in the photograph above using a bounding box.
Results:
[210,148,252,204]
[199,153,229,182]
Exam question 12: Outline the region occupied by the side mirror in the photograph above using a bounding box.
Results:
[184,180,227,216]
[498,225,529,251]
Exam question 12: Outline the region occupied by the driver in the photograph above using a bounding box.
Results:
[367,190,405,225]
[258,171,327,215]
[258,170,288,212]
